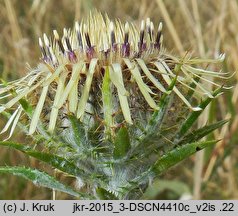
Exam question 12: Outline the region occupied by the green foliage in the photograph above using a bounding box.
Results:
[175,87,223,140]
[151,140,218,175]
[96,187,119,200]
[113,126,131,159]
[176,119,228,145]
[0,167,82,197]
[144,76,177,136]
[0,84,227,199]
[0,141,84,177]
[68,114,87,147]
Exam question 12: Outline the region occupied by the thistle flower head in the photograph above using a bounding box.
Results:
[0,12,228,138]
[39,14,163,66]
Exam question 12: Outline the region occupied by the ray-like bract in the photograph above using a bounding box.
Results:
[124,58,158,109]
[77,59,97,119]
[48,72,68,133]
[29,74,51,135]
[0,106,21,134]
[0,79,45,113]
[161,61,214,98]
[7,106,23,140]
[57,63,83,108]
[110,63,132,124]
[154,61,202,111]
[136,58,166,93]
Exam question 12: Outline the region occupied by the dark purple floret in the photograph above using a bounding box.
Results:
[122,43,130,57]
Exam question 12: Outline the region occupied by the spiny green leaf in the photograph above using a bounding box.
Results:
[151,140,218,175]
[177,119,229,145]
[123,140,211,194]
[145,75,177,134]
[0,166,84,198]
[0,141,31,151]
[113,126,131,159]
[175,87,223,140]
[68,114,87,147]
[96,187,119,200]
[185,76,200,101]
[0,141,84,176]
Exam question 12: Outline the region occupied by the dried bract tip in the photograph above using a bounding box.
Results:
[158,22,163,32]
[109,21,115,46]
[38,37,43,47]
[63,28,68,37]
[38,37,47,60]
[150,22,154,32]
[139,21,145,51]
[63,28,73,52]
[146,18,150,31]
[219,53,225,61]
[109,21,114,32]
[124,22,129,44]
[53,30,60,40]
[83,24,87,33]
[125,22,129,34]
[155,22,163,49]
[43,33,50,47]
[54,30,64,53]
[50,47,58,65]
[75,21,83,49]
[160,35,163,44]
[83,24,92,48]
[140,20,145,31]
[75,21,80,32]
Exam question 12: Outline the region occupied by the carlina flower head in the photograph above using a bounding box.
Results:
[0,11,229,139]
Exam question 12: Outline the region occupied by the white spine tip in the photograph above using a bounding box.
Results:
[146,18,150,27]
[150,21,154,31]
[125,22,129,33]
[160,35,164,43]
[219,53,225,61]
[52,53,57,65]
[0,106,5,113]
[62,40,67,50]
[158,22,163,32]
[53,30,59,40]
[38,37,43,47]
[104,43,109,52]
[63,28,68,37]
[192,107,203,111]
[140,20,145,31]
[204,92,214,98]
[83,24,87,32]
[43,33,50,47]
[75,21,80,32]
[109,21,114,32]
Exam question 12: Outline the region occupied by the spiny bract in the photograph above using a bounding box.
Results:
[0,12,228,138]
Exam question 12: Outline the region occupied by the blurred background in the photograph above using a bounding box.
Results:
[0,0,237,199]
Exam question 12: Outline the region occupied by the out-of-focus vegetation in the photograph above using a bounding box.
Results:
[0,0,237,199]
